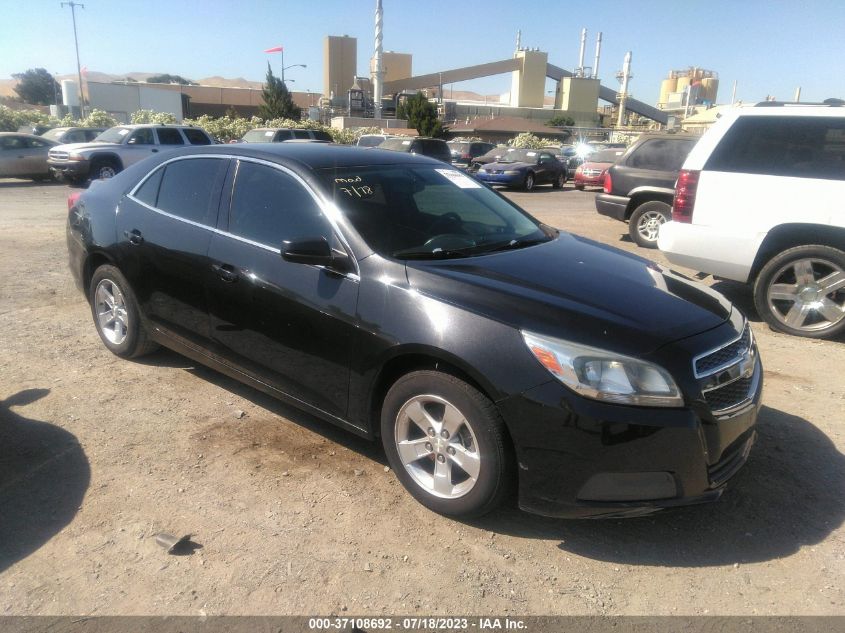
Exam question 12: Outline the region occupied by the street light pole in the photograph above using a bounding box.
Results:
[61,1,86,116]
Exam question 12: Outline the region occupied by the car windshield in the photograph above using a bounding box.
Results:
[379,138,414,152]
[358,136,386,147]
[497,149,538,164]
[318,165,554,259]
[242,129,276,143]
[589,149,625,163]
[94,127,133,143]
[448,142,470,153]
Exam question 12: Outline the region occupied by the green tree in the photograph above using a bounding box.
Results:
[547,114,575,127]
[12,68,60,105]
[396,92,444,137]
[146,74,196,85]
[258,62,301,121]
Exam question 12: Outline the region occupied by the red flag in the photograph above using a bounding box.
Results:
[80,65,88,75]
[263,46,283,53]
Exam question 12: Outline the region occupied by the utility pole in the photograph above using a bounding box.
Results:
[616,51,632,127]
[372,0,385,120]
[61,1,86,116]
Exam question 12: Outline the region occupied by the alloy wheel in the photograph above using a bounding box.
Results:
[636,210,668,243]
[766,258,845,332]
[394,394,481,499]
[95,279,129,345]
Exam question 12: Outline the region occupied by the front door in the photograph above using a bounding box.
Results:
[207,160,359,419]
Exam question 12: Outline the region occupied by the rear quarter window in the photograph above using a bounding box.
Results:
[157,128,185,145]
[705,115,845,180]
[183,128,211,145]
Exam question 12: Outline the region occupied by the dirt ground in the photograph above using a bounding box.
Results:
[0,178,843,616]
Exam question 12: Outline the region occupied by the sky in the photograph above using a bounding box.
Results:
[1,0,843,106]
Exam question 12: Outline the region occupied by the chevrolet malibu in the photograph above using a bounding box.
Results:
[66,144,762,519]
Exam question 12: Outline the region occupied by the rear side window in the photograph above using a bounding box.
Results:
[627,139,696,171]
[156,158,227,224]
[228,162,330,247]
[292,130,311,140]
[157,128,185,145]
[312,130,332,142]
[705,115,845,180]
[273,130,294,141]
[183,128,211,145]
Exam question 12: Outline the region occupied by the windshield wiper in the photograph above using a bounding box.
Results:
[392,248,472,260]
[474,236,551,254]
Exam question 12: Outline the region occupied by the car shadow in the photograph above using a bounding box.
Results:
[469,405,845,567]
[710,280,761,322]
[0,389,91,574]
[138,348,388,466]
[0,179,64,188]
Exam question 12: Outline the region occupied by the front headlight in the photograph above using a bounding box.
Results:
[68,152,85,161]
[521,330,683,407]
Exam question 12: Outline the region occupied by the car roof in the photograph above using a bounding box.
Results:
[160,143,443,171]
[249,127,316,132]
[0,132,51,140]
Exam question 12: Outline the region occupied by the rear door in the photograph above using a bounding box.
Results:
[117,156,230,345]
[206,159,359,418]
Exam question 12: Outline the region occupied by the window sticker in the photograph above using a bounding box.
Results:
[264,130,274,137]
[335,175,374,198]
[402,140,411,145]
[118,129,130,136]
[526,151,537,157]
[435,169,482,189]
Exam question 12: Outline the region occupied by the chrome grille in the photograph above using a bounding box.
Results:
[704,376,753,411]
[694,325,752,377]
[49,150,69,160]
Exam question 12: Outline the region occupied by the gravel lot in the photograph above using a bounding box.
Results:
[1,177,843,616]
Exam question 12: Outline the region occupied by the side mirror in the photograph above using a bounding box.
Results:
[282,237,352,273]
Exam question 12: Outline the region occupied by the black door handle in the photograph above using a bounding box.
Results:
[123,229,144,245]
[211,263,239,283]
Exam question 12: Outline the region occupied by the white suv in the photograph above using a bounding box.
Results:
[658,103,845,338]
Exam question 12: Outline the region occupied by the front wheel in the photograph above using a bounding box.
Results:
[89,264,158,358]
[628,201,671,248]
[523,173,535,192]
[381,371,513,518]
[90,158,121,180]
[753,245,845,338]
[552,172,566,189]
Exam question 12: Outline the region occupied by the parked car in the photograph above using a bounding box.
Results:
[242,128,333,143]
[48,124,214,184]
[42,127,105,145]
[447,141,496,169]
[357,134,401,147]
[66,143,761,518]
[0,132,58,180]
[475,148,568,190]
[468,146,513,173]
[573,148,626,190]
[595,132,699,248]
[659,103,845,339]
[379,137,451,163]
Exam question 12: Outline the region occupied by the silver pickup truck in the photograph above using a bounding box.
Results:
[48,123,214,184]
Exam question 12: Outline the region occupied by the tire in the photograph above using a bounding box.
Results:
[752,245,845,339]
[628,200,671,248]
[574,184,585,191]
[523,172,535,192]
[552,172,566,189]
[381,370,514,518]
[89,264,158,358]
[90,157,121,180]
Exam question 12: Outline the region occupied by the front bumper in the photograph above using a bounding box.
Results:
[595,193,629,221]
[574,173,604,187]
[49,159,90,180]
[498,353,762,519]
[475,171,524,187]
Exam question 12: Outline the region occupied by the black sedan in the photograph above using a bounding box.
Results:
[475,148,568,191]
[66,144,762,519]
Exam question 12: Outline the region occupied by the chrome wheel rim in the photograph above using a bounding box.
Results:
[95,279,129,345]
[525,175,534,190]
[394,394,481,499]
[637,210,668,242]
[98,165,116,179]
[767,258,845,332]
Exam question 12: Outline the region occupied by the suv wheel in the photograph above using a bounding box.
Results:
[628,201,671,248]
[89,265,158,357]
[381,370,513,518]
[90,158,120,180]
[523,173,535,192]
[753,245,845,338]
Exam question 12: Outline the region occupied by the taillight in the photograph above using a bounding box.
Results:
[461,153,471,160]
[672,169,700,223]
[67,191,82,211]
[602,171,612,194]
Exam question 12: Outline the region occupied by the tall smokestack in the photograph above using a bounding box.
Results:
[617,51,632,127]
[593,32,602,79]
[373,0,385,119]
[577,27,587,77]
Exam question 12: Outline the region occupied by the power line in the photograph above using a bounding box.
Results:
[60,1,86,116]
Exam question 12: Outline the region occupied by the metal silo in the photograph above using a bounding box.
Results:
[701,77,719,104]
[659,76,677,107]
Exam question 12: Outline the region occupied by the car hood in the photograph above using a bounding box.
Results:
[405,232,731,356]
[51,141,117,152]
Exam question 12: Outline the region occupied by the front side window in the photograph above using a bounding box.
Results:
[156,128,185,145]
[127,128,155,145]
[705,115,845,180]
[155,158,227,224]
[319,165,553,259]
[228,161,330,248]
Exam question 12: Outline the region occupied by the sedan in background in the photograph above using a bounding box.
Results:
[0,133,58,181]
[66,143,761,519]
[475,148,567,190]
[573,148,626,190]
[42,127,106,145]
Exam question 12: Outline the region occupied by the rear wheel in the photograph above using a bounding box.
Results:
[381,370,513,518]
[89,264,158,358]
[628,201,671,248]
[753,245,845,338]
[523,172,535,192]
